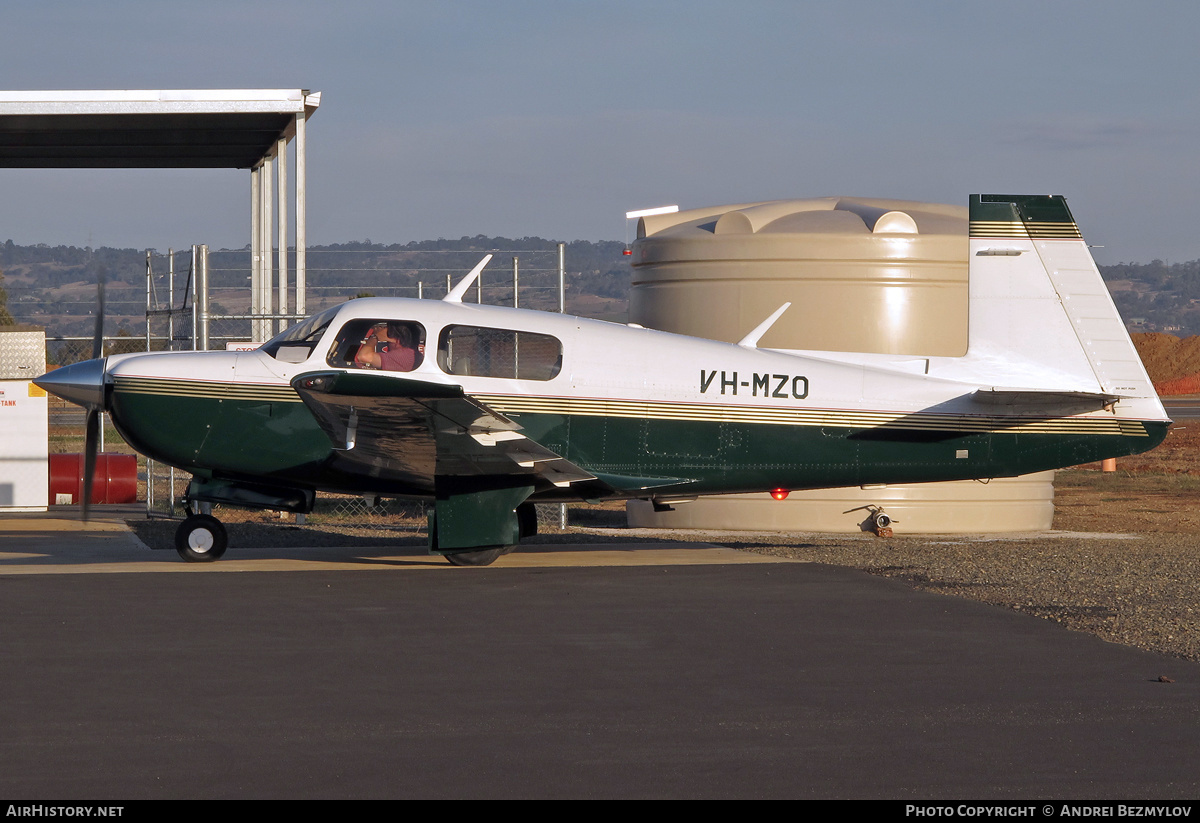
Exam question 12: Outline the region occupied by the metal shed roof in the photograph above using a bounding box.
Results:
[0,89,320,168]
[0,89,322,325]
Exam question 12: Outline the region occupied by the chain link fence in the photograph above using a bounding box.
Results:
[134,245,576,529]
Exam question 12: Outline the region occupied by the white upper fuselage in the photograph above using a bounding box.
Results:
[105,295,1168,426]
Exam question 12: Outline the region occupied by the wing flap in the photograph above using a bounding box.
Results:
[292,371,596,490]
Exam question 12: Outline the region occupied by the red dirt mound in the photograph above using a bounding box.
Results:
[1130,333,1200,395]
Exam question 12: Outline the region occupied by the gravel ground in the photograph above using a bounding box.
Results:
[736,531,1200,664]
[130,469,1200,665]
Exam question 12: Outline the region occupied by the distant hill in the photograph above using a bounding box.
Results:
[7,236,1200,362]
[1101,259,1200,337]
[0,236,633,341]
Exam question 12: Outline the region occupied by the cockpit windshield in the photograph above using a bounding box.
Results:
[260,307,339,362]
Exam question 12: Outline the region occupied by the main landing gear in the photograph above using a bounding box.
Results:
[432,496,538,567]
[175,513,229,562]
[442,546,517,567]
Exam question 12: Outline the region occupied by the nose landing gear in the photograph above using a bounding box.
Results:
[174,513,228,562]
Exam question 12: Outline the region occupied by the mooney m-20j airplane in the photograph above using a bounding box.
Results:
[37,195,1170,564]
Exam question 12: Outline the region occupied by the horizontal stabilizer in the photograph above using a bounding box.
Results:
[973,388,1122,410]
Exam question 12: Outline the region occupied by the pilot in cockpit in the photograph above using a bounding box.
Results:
[353,322,424,372]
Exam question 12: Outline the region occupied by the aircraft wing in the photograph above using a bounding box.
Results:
[291,370,596,491]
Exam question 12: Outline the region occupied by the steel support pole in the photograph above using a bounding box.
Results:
[513,256,519,308]
[261,154,274,341]
[250,165,261,332]
[191,245,199,352]
[295,112,307,317]
[277,136,289,328]
[198,244,210,351]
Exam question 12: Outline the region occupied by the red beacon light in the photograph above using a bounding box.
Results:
[622,247,632,256]
[770,488,790,501]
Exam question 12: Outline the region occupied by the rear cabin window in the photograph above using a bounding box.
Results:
[437,325,562,381]
[327,319,426,373]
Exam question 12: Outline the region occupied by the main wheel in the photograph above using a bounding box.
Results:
[443,547,507,567]
[175,514,228,562]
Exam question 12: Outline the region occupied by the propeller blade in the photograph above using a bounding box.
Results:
[92,267,107,360]
[82,408,99,522]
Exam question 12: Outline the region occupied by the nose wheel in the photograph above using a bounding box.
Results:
[175,514,229,562]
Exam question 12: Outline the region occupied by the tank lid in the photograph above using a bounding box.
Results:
[638,196,966,239]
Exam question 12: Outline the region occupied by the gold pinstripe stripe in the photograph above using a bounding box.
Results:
[475,394,1148,436]
[111,378,1150,437]
[970,220,1028,237]
[114,376,302,403]
[970,220,1083,239]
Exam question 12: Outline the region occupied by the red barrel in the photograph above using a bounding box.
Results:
[48,453,138,505]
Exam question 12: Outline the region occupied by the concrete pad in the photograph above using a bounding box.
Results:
[1,563,1197,798]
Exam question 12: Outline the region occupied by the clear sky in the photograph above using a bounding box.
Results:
[1,0,1197,265]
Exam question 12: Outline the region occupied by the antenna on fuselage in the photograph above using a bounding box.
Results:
[737,302,791,349]
[443,254,494,303]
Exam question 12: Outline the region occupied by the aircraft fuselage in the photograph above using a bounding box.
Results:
[102,298,1166,501]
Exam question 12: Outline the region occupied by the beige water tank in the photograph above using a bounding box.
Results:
[626,196,1055,534]
[630,197,968,355]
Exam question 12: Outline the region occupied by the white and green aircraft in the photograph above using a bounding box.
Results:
[36,195,1169,564]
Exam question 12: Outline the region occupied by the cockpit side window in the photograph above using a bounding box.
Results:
[437,325,562,381]
[327,319,426,373]
[260,308,338,362]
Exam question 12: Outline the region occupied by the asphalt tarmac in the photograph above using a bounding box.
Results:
[1,513,1198,799]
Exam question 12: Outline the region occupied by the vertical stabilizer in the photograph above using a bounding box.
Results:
[934,195,1159,409]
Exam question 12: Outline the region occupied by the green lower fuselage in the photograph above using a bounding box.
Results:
[110,383,1169,501]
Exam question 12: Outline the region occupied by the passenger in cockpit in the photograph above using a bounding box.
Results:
[353,322,424,372]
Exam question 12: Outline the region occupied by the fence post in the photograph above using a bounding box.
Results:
[145,250,152,352]
[557,242,565,313]
[168,248,174,351]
